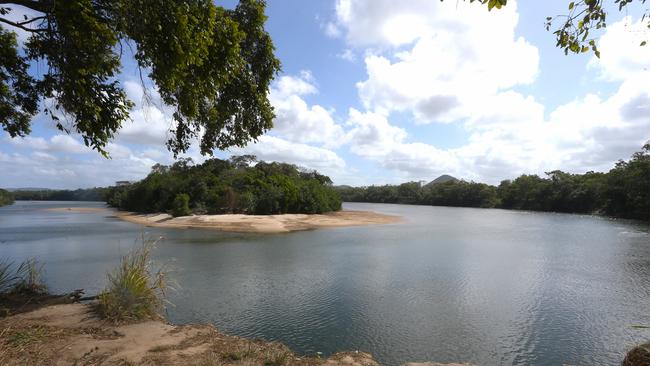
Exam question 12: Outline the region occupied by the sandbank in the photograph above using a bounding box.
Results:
[115,210,402,233]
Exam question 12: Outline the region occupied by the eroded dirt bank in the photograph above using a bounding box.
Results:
[0,303,470,366]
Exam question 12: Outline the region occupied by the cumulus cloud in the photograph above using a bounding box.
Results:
[6,134,90,154]
[319,1,648,184]
[268,73,345,147]
[232,135,348,180]
[340,0,539,123]
[589,17,650,81]
[342,73,650,184]
[0,149,157,189]
[345,109,462,181]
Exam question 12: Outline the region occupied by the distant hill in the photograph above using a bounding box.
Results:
[424,175,459,187]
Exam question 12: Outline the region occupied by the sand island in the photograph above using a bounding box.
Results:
[46,206,402,233]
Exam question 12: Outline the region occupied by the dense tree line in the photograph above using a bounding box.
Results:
[337,181,498,209]
[105,156,341,216]
[12,188,109,202]
[0,189,14,207]
[336,145,650,221]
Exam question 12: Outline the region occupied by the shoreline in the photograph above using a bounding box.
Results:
[46,206,403,233]
[0,303,470,366]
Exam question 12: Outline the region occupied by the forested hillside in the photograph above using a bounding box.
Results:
[12,188,108,201]
[337,144,650,221]
[106,156,341,216]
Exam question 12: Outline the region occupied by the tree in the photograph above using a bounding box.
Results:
[464,0,648,57]
[105,156,342,215]
[171,193,191,217]
[0,188,14,206]
[0,0,280,157]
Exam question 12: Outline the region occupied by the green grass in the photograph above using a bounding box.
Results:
[5,327,47,347]
[12,259,47,295]
[0,258,47,296]
[96,236,169,322]
[0,259,14,294]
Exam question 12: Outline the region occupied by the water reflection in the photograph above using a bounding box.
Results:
[1,201,649,365]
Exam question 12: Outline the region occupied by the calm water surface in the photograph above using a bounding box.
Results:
[1,201,650,365]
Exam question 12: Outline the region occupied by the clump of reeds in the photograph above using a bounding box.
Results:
[0,258,47,296]
[96,236,169,322]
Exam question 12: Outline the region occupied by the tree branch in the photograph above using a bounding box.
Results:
[0,1,52,13]
[0,16,46,32]
[16,14,45,25]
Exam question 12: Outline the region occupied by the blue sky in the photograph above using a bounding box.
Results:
[1,0,649,189]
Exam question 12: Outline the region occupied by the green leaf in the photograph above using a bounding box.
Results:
[641,41,647,47]
[569,2,574,10]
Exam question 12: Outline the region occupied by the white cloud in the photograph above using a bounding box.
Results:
[233,135,348,180]
[323,21,341,38]
[49,135,88,154]
[342,74,650,184]
[269,73,345,147]
[6,134,90,154]
[589,17,650,81]
[324,0,647,184]
[115,81,175,146]
[0,150,157,189]
[337,49,356,62]
[345,0,539,123]
[117,105,173,146]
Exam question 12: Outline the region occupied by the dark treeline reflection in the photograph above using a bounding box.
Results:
[337,144,650,221]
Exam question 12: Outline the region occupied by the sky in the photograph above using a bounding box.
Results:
[1,0,649,189]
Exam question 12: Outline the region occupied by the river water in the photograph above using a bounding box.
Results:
[1,201,649,365]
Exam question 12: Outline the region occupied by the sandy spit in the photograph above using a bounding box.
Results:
[115,210,402,233]
[44,207,109,213]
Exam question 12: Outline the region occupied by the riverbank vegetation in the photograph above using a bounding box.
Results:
[11,187,108,202]
[105,156,342,216]
[97,238,168,322]
[0,258,50,317]
[0,189,14,207]
[337,144,650,221]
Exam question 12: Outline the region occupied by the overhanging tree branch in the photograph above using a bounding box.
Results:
[0,16,46,32]
[0,1,52,13]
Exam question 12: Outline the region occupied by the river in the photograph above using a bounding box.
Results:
[1,200,649,365]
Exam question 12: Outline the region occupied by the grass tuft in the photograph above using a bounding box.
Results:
[0,259,15,294]
[12,259,47,295]
[96,236,169,323]
[220,345,258,361]
[263,350,290,366]
[0,258,47,296]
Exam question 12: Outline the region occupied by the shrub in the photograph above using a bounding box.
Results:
[96,237,169,322]
[171,193,191,217]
